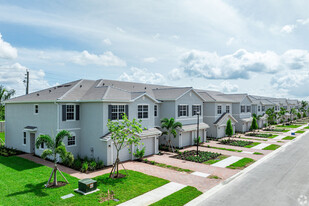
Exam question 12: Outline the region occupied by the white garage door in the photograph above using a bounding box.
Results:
[182,132,192,147]
[142,137,154,156]
[217,126,226,138]
[113,144,131,162]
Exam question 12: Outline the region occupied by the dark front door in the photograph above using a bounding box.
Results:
[30,133,35,154]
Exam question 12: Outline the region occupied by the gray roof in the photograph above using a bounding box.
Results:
[197,90,235,103]
[219,93,250,103]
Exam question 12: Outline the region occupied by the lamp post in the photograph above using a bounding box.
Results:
[196,111,200,156]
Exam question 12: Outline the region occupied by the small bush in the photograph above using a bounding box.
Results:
[134,147,146,160]
[81,162,89,172]
[89,161,97,171]
[72,159,82,170]
[97,160,104,169]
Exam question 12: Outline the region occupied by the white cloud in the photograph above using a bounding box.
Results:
[168,68,185,80]
[0,33,17,59]
[296,18,309,25]
[71,50,126,66]
[206,81,239,93]
[176,49,309,80]
[271,71,309,97]
[226,37,235,46]
[280,24,296,33]
[116,27,125,33]
[119,67,166,85]
[0,63,50,96]
[170,35,180,40]
[103,38,112,45]
[143,57,157,63]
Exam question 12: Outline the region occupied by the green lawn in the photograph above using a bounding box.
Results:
[205,145,242,152]
[295,130,305,133]
[304,126,309,129]
[268,135,279,139]
[203,155,229,165]
[262,144,280,150]
[277,125,301,128]
[241,137,267,141]
[0,156,169,205]
[282,136,296,140]
[244,142,260,148]
[226,158,254,169]
[0,132,4,144]
[253,152,263,155]
[150,186,202,206]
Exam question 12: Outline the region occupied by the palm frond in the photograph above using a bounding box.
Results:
[55,130,72,147]
[41,149,53,159]
[35,134,54,149]
[171,129,177,138]
[55,145,67,158]
[172,121,182,129]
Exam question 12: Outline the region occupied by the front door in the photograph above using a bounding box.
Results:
[30,133,35,154]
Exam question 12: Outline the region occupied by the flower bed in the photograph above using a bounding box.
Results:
[0,146,24,157]
[263,128,289,132]
[174,150,221,163]
[246,133,277,138]
[220,139,253,147]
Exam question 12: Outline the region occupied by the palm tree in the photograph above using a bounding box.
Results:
[301,101,308,113]
[290,108,297,123]
[161,118,182,152]
[0,85,15,120]
[266,107,275,125]
[36,130,74,187]
[279,107,287,123]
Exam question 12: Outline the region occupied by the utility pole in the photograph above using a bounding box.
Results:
[24,70,29,95]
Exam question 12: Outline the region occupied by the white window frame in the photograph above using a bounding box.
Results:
[217,105,222,115]
[226,105,230,113]
[178,104,188,117]
[138,104,149,119]
[23,132,27,146]
[192,104,201,116]
[246,105,251,113]
[34,104,39,115]
[241,105,246,113]
[67,132,76,147]
[66,104,75,121]
[111,104,126,120]
[154,105,158,117]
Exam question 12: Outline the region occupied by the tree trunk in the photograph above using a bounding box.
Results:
[54,165,57,186]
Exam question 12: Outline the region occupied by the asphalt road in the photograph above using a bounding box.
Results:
[197,132,309,206]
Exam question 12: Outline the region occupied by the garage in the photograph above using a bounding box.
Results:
[213,113,238,138]
[181,131,192,147]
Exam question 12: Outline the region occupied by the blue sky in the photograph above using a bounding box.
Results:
[0,0,309,99]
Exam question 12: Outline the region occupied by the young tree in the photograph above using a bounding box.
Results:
[301,100,308,113]
[279,107,287,123]
[266,107,275,125]
[297,112,301,119]
[0,85,15,120]
[225,119,233,140]
[290,108,297,123]
[35,130,74,187]
[107,114,143,178]
[161,118,182,152]
[251,116,259,132]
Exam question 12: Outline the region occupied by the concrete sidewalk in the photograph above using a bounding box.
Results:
[212,156,243,168]
[118,182,186,206]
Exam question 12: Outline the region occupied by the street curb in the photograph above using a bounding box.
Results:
[185,127,309,206]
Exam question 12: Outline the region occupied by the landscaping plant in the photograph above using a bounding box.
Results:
[160,117,182,153]
[134,147,146,161]
[35,130,74,187]
[250,116,259,132]
[0,85,15,120]
[225,119,233,140]
[107,114,143,178]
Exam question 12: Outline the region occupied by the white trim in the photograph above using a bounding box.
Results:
[178,104,189,117]
[132,93,160,103]
[58,79,84,100]
[67,132,76,147]
[57,128,81,131]
[137,104,150,120]
[65,103,76,121]
[101,86,111,100]
[175,88,205,102]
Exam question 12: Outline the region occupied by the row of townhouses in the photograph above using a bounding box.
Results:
[4,79,306,165]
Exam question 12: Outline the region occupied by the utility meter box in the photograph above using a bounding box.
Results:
[78,178,97,194]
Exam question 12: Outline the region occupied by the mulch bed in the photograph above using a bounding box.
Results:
[46,181,67,188]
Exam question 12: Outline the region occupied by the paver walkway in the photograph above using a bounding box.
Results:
[212,156,243,168]
[118,182,186,206]
[251,143,270,150]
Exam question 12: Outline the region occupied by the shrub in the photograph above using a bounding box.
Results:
[0,146,24,157]
[194,136,201,145]
[89,161,97,171]
[303,113,307,118]
[220,139,253,147]
[97,160,104,169]
[225,119,233,137]
[134,147,146,160]
[72,159,82,170]
[81,162,89,172]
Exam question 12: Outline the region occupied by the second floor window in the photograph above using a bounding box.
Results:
[138,105,148,119]
[262,106,265,111]
[178,105,188,117]
[62,104,80,121]
[111,105,125,120]
[154,105,158,117]
[217,105,222,115]
[258,106,261,112]
[246,106,251,113]
[192,105,201,115]
[241,105,245,113]
[226,105,230,113]
[34,105,39,114]
[66,105,75,120]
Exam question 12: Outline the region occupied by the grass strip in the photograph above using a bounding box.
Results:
[208,175,221,179]
[262,144,280,150]
[244,142,260,148]
[253,152,263,155]
[226,158,255,169]
[150,186,202,206]
[143,159,193,173]
[282,136,296,140]
[204,145,242,152]
[0,132,4,145]
[277,125,301,128]
[295,130,305,133]
[241,137,267,141]
[268,135,279,139]
[203,155,229,165]
[304,126,309,129]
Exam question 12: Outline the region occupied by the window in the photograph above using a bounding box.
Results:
[68,136,76,146]
[178,105,188,117]
[241,105,245,113]
[40,142,44,149]
[111,105,125,120]
[192,105,201,115]
[138,105,148,119]
[258,106,261,112]
[217,105,222,115]
[283,106,287,110]
[262,106,265,111]
[23,132,26,145]
[154,105,158,117]
[66,105,75,120]
[34,105,39,114]
[226,105,230,113]
[246,106,251,113]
